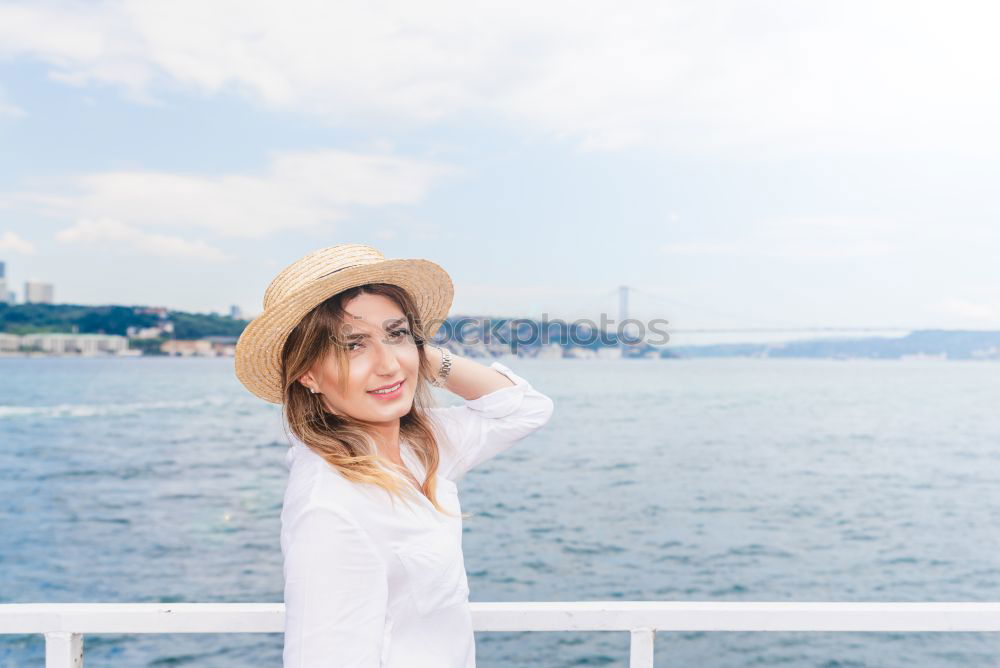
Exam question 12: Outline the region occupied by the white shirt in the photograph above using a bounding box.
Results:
[280,361,555,667]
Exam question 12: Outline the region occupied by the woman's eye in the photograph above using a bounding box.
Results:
[344,329,409,350]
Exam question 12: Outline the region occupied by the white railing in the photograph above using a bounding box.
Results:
[3,601,1000,667]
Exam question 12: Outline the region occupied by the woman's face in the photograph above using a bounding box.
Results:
[301,292,420,424]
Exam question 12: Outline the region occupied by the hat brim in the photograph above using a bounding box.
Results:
[234,258,453,404]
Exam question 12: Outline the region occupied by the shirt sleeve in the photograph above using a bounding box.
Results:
[282,505,388,667]
[429,361,555,481]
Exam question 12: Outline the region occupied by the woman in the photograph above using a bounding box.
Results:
[233,244,555,667]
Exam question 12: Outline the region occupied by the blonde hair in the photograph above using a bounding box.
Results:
[280,282,466,518]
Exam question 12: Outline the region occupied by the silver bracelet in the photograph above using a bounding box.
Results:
[430,346,453,387]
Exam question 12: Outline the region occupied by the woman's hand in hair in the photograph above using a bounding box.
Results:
[425,347,516,401]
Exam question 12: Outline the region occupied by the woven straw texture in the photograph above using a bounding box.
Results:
[234,244,453,404]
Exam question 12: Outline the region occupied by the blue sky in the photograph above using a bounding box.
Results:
[1,1,999,344]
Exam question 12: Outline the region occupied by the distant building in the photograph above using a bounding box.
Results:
[0,278,8,304]
[24,281,54,304]
[229,304,244,320]
[899,352,948,361]
[536,343,565,359]
[19,333,128,355]
[0,333,19,352]
[126,325,171,339]
[205,335,238,356]
[133,306,169,318]
[160,339,214,357]
[156,336,234,358]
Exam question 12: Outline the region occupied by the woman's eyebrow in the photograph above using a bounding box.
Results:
[343,318,408,339]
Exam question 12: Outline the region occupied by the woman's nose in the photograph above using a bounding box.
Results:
[371,335,402,374]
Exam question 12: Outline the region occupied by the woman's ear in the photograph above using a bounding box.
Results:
[297,373,316,393]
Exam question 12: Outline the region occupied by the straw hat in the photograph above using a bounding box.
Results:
[234,243,454,404]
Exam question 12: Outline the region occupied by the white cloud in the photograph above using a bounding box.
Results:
[1,1,999,155]
[0,149,459,239]
[55,218,230,261]
[0,230,36,254]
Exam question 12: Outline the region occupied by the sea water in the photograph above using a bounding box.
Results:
[2,356,999,666]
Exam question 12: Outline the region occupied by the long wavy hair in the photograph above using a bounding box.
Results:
[280,283,465,518]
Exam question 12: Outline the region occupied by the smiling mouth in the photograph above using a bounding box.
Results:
[367,380,404,395]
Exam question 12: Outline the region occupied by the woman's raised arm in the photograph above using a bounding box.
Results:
[429,359,555,481]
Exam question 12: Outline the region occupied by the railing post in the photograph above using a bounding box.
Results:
[629,627,654,668]
[45,632,83,668]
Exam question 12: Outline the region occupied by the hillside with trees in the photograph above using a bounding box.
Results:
[0,303,248,339]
